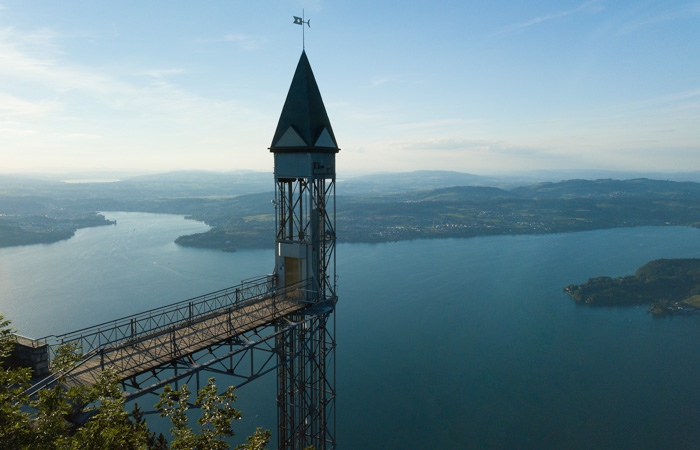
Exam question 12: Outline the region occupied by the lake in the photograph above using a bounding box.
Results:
[1,212,700,448]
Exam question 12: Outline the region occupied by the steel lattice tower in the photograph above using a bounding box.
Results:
[270,50,338,449]
[17,50,339,450]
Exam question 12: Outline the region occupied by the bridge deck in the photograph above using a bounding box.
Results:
[62,294,304,390]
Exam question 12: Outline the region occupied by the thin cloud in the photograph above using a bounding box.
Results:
[0,26,61,53]
[195,33,265,51]
[62,133,102,139]
[352,137,574,173]
[0,93,57,116]
[0,25,268,159]
[144,68,185,79]
[492,0,604,37]
[0,127,37,136]
[617,88,700,114]
[369,74,422,88]
[370,76,391,88]
[370,75,404,88]
[389,118,481,133]
[386,137,514,153]
[619,3,700,34]
[0,28,135,96]
[0,26,248,117]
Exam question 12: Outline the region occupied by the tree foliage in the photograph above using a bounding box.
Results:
[0,315,271,450]
[565,258,700,306]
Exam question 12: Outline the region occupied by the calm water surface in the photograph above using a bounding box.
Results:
[1,212,699,448]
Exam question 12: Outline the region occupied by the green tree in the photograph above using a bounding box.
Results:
[0,315,33,447]
[155,379,260,450]
[71,370,167,449]
[236,428,273,450]
[0,315,270,449]
[30,342,90,449]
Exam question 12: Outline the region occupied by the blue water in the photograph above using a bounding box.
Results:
[1,213,700,448]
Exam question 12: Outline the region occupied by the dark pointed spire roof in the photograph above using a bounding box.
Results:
[270,51,339,154]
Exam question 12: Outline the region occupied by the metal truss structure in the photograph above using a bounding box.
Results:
[23,181,337,450]
[43,275,275,356]
[274,175,337,449]
[276,307,335,449]
[26,49,340,448]
[275,176,336,301]
[26,276,313,401]
[26,265,336,449]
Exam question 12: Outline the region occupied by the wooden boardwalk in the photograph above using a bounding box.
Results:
[61,294,305,390]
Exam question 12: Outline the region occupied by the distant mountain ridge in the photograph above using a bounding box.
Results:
[511,178,700,200]
[338,170,505,194]
[348,178,700,203]
[347,185,519,203]
[4,169,700,199]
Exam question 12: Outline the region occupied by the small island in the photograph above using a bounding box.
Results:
[564,258,700,316]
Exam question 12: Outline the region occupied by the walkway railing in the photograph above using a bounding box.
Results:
[23,275,319,398]
[39,274,276,356]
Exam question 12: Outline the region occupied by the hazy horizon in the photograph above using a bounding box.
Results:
[4,167,700,185]
[2,167,700,178]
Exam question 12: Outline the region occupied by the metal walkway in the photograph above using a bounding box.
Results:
[26,275,322,401]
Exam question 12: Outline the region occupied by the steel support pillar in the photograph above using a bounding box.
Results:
[276,307,335,450]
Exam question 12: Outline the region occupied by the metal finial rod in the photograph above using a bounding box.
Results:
[293,10,310,50]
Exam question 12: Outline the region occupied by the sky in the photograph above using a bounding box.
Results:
[1,0,699,175]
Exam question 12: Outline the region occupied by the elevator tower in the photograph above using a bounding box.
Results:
[271,50,338,449]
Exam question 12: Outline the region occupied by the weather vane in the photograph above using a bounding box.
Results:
[293,10,310,50]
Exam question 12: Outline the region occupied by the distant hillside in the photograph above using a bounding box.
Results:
[339,170,700,195]
[0,171,273,201]
[345,185,519,203]
[119,170,272,198]
[510,169,700,184]
[511,178,700,199]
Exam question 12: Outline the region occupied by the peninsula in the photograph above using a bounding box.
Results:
[564,258,700,315]
[0,214,115,248]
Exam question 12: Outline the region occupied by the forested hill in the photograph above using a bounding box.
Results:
[564,259,700,312]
